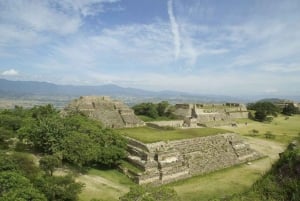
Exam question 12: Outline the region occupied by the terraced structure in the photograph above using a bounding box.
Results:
[120,127,262,185]
[64,96,262,185]
[63,96,145,128]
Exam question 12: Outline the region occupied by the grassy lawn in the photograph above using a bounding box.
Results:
[169,159,267,201]
[78,168,135,201]
[222,115,300,144]
[118,126,232,143]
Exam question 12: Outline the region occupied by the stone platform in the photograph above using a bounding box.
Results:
[123,133,262,184]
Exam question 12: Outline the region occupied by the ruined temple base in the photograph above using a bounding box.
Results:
[123,133,263,185]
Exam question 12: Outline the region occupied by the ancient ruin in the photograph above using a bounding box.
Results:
[122,133,262,185]
[148,103,249,128]
[64,97,261,185]
[175,103,248,127]
[64,96,145,128]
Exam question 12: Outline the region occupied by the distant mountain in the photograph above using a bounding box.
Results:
[258,98,294,103]
[0,78,247,104]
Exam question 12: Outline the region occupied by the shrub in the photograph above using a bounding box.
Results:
[265,131,276,139]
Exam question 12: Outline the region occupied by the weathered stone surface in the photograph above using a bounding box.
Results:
[64,96,145,128]
[174,103,249,127]
[125,133,262,184]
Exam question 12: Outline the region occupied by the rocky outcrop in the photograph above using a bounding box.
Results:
[124,133,262,184]
[64,96,145,128]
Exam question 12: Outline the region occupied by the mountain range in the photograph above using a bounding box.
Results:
[1,78,299,105]
[0,78,249,105]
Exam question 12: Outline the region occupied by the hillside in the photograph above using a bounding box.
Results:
[0,79,246,105]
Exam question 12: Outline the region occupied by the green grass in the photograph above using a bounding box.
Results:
[78,168,135,201]
[223,115,300,144]
[87,168,134,186]
[118,126,232,143]
[119,160,143,174]
[168,157,273,201]
[137,115,178,122]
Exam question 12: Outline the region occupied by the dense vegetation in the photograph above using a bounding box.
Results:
[248,101,299,122]
[0,151,83,201]
[227,138,300,201]
[282,103,299,116]
[132,101,176,120]
[120,185,180,201]
[247,102,280,122]
[0,105,128,200]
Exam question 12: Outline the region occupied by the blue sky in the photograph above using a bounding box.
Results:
[0,0,300,97]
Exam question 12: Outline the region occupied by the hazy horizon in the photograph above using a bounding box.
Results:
[1,0,300,98]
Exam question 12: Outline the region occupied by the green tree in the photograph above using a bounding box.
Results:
[120,185,180,201]
[0,152,40,180]
[39,155,61,176]
[0,114,22,131]
[0,152,19,172]
[34,175,84,201]
[132,103,158,119]
[31,104,58,120]
[20,115,67,154]
[63,112,103,134]
[0,171,46,201]
[0,171,31,195]
[248,102,279,122]
[255,110,267,122]
[282,103,299,116]
[90,129,127,167]
[0,187,47,201]
[157,101,170,116]
[0,127,14,149]
[62,132,98,167]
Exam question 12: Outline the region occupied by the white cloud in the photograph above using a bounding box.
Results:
[57,0,120,16]
[44,22,174,70]
[0,1,81,35]
[1,69,19,76]
[0,0,122,48]
[259,63,300,73]
[168,0,181,59]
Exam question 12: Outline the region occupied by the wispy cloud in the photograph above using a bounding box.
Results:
[56,0,120,17]
[1,0,300,97]
[0,0,121,48]
[168,0,181,59]
[1,69,19,76]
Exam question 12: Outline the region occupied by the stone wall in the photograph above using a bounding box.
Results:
[146,120,184,128]
[64,96,145,128]
[172,103,249,127]
[125,133,262,184]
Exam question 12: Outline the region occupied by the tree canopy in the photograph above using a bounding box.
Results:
[247,102,280,122]
[120,185,180,201]
[0,104,129,200]
[282,103,299,116]
[132,101,176,120]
